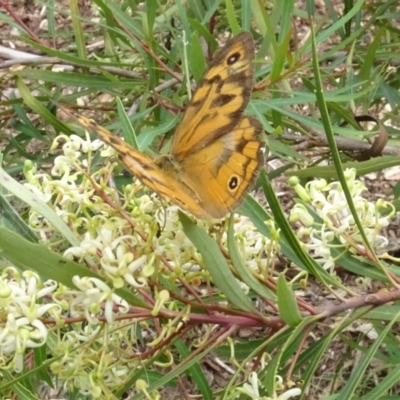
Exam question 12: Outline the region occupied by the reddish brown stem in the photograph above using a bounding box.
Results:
[0,0,42,43]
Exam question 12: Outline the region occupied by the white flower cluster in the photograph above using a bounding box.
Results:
[49,319,140,398]
[8,133,179,394]
[237,372,301,399]
[0,269,60,372]
[289,169,393,271]
[0,130,276,397]
[25,132,166,284]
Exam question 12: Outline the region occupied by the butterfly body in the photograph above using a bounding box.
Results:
[62,32,264,219]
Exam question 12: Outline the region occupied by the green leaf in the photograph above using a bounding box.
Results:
[263,317,316,395]
[0,167,79,247]
[12,102,47,141]
[2,371,39,400]
[16,78,73,135]
[257,172,329,284]
[180,212,255,312]
[176,0,191,40]
[337,310,400,399]
[359,26,385,88]
[189,32,207,82]
[16,70,144,90]
[175,339,213,399]
[288,155,400,180]
[34,345,54,387]
[128,342,217,400]
[0,189,37,243]
[310,18,387,282]
[188,19,217,51]
[277,274,302,327]
[117,98,139,149]
[269,28,291,82]
[226,0,241,35]
[70,0,87,60]
[145,0,157,34]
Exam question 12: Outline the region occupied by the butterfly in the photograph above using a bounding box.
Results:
[60,32,264,219]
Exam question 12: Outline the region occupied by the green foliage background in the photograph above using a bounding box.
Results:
[1,0,400,399]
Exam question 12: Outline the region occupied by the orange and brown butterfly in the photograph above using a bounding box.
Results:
[59,32,264,219]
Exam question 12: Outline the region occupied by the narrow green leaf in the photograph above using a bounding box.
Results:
[362,362,400,399]
[269,28,291,82]
[4,371,39,400]
[309,0,364,47]
[7,136,37,160]
[0,190,37,243]
[47,0,55,40]
[294,199,397,283]
[0,167,79,247]
[263,318,316,395]
[176,0,191,40]
[16,78,73,135]
[70,0,87,59]
[250,0,272,38]
[136,114,179,152]
[11,101,46,141]
[145,0,157,33]
[128,343,218,400]
[310,20,387,281]
[34,345,54,387]
[16,70,144,89]
[188,19,218,51]
[239,194,347,291]
[337,310,400,399]
[258,172,328,283]
[189,32,207,82]
[17,36,136,68]
[264,350,282,395]
[277,274,302,327]
[10,122,45,143]
[279,0,295,40]
[359,26,385,87]
[0,227,96,283]
[226,0,241,35]
[295,312,362,396]
[117,98,139,149]
[241,0,251,32]
[306,0,314,15]
[93,0,144,39]
[187,0,205,21]
[215,330,293,360]
[175,339,213,400]
[201,0,223,26]
[180,212,255,312]
[287,155,400,180]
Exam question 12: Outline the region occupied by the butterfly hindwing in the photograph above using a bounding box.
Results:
[181,116,264,218]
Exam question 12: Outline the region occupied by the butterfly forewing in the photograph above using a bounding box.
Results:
[171,32,256,159]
